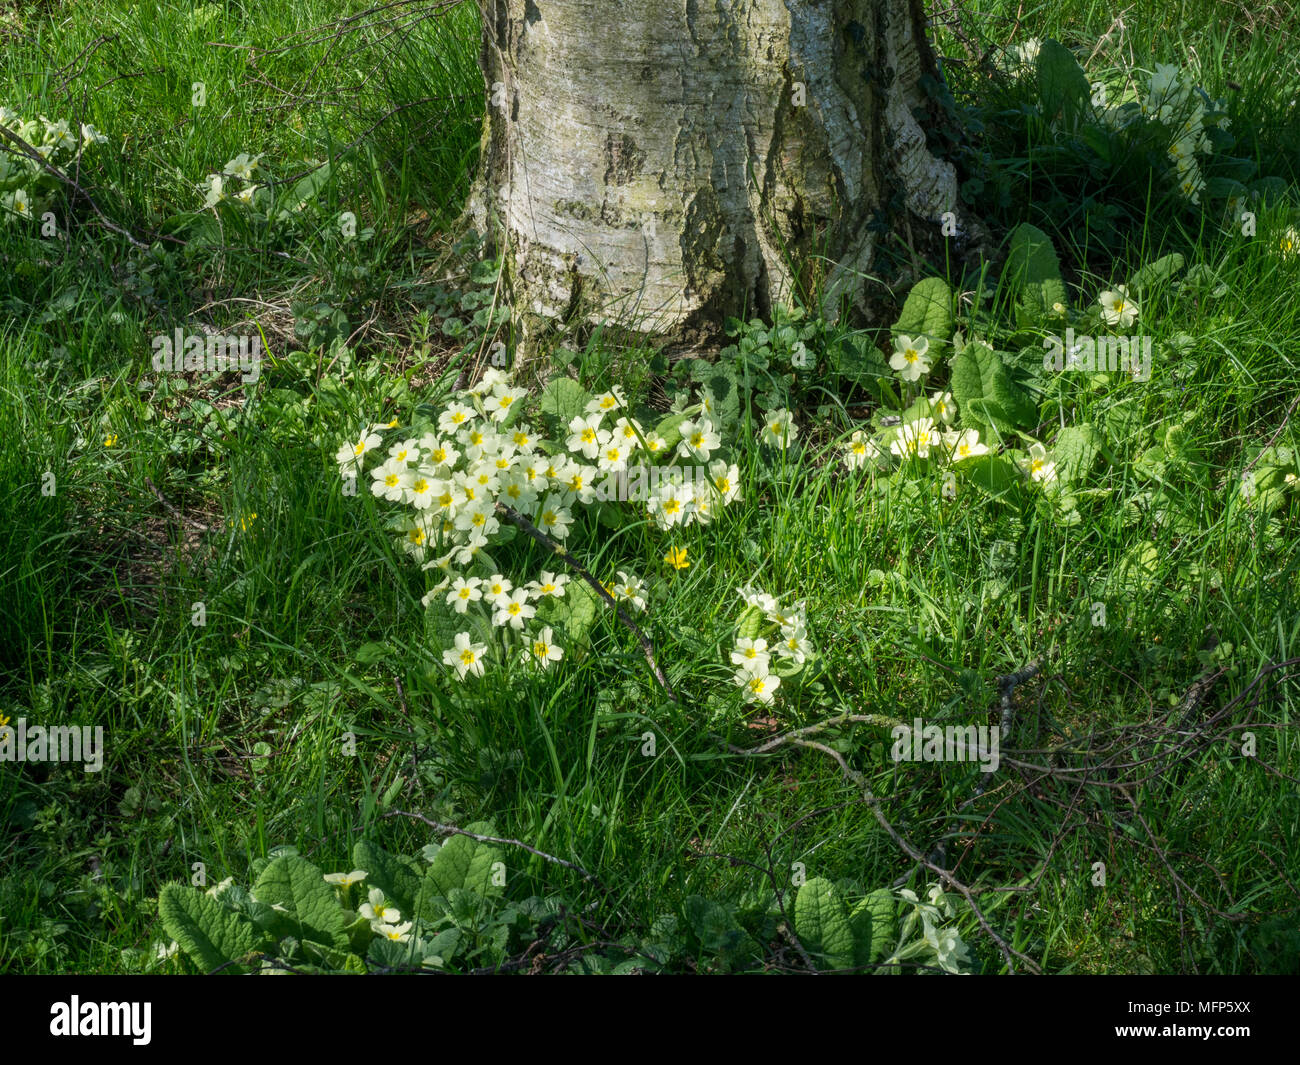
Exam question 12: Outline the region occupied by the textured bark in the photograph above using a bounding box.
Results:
[467,0,977,353]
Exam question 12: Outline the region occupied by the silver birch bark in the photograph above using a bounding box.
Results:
[466,0,976,353]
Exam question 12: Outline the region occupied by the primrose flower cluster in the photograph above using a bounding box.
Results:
[892,883,974,975]
[198,152,264,209]
[841,336,996,478]
[1138,63,1229,205]
[842,335,1066,494]
[201,869,423,950]
[728,586,816,706]
[335,369,743,682]
[0,105,110,223]
[321,870,419,945]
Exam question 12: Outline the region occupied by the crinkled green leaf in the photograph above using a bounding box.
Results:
[682,896,757,970]
[158,883,265,974]
[687,360,742,427]
[892,277,954,355]
[252,855,350,950]
[538,576,600,645]
[1036,38,1090,127]
[851,887,896,966]
[736,604,765,642]
[426,824,504,899]
[1115,540,1161,595]
[1004,223,1067,323]
[795,877,856,970]
[539,376,592,425]
[950,340,1038,433]
[275,162,332,221]
[655,411,691,450]
[367,935,420,970]
[423,927,463,961]
[830,333,893,401]
[1125,253,1185,295]
[960,454,1021,499]
[344,914,373,955]
[1050,423,1103,486]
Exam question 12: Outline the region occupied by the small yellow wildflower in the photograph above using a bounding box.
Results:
[663,546,690,570]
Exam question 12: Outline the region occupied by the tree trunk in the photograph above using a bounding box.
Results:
[467,0,979,356]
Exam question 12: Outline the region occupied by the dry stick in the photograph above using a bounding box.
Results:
[492,502,677,701]
[724,699,1043,971]
[49,33,117,98]
[1241,393,1300,476]
[720,711,899,756]
[0,121,308,267]
[893,659,1048,888]
[143,476,211,532]
[0,121,150,250]
[383,809,606,891]
[787,737,1041,975]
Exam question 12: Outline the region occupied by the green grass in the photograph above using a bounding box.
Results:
[1,0,1298,974]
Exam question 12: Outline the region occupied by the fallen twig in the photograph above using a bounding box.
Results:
[383,809,607,891]
[0,120,150,249]
[142,475,210,531]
